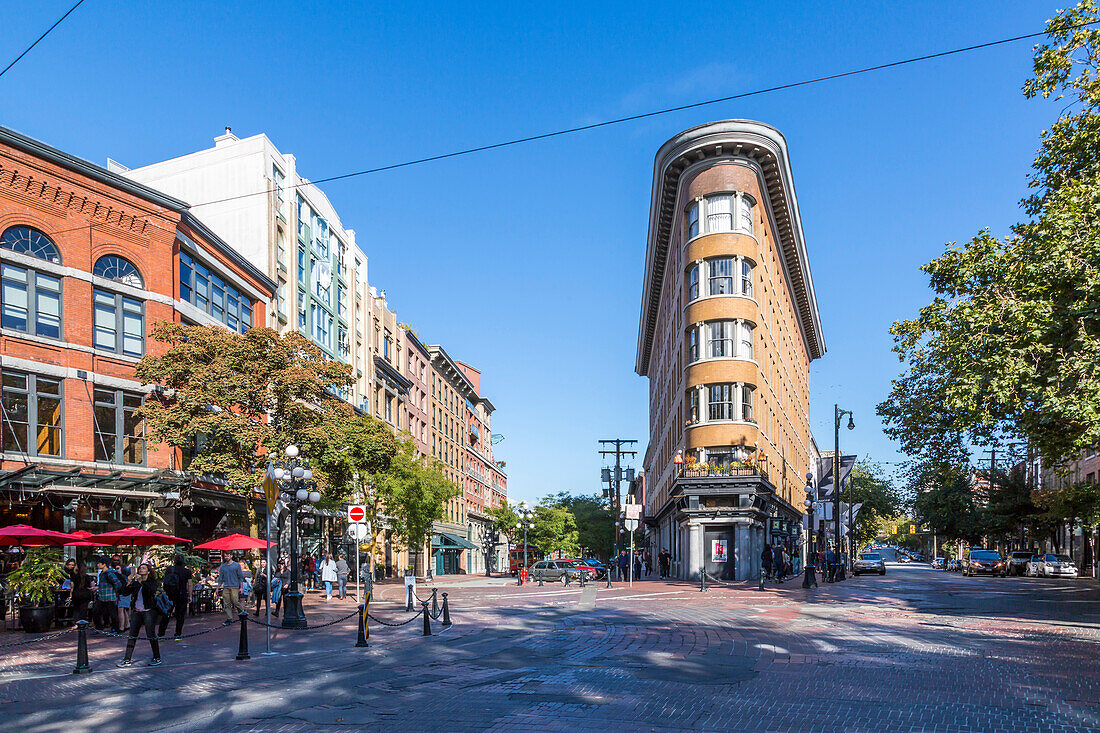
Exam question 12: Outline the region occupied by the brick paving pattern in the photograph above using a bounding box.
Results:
[3,565,1099,731]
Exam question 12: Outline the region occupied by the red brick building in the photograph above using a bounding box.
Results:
[0,125,274,540]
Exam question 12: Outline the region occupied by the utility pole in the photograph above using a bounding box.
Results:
[600,439,637,563]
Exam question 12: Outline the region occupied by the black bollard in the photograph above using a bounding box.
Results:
[759,570,766,592]
[236,612,250,661]
[441,592,451,627]
[73,620,91,674]
[421,600,432,636]
[356,603,368,647]
[564,572,570,586]
[406,583,414,612]
[579,571,585,588]
[537,571,544,587]
[700,570,707,593]
[431,588,439,619]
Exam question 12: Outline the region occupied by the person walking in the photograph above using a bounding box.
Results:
[271,559,289,617]
[157,554,193,641]
[252,559,269,617]
[116,563,162,668]
[658,549,671,578]
[773,544,786,581]
[761,544,774,581]
[67,559,92,622]
[335,554,350,600]
[360,557,373,599]
[616,550,629,581]
[320,554,338,600]
[218,553,245,622]
[825,546,836,583]
[93,557,121,631]
[114,559,132,631]
[643,551,652,577]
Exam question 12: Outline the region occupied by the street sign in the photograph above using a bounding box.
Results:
[624,518,639,532]
[625,504,641,520]
[348,505,367,523]
[347,523,369,540]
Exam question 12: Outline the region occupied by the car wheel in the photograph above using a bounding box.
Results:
[880,570,886,575]
[560,575,567,585]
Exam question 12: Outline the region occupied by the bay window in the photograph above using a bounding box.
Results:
[708,258,734,295]
[685,256,755,302]
[685,193,756,238]
[179,251,254,334]
[684,381,757,426]
[2,371,62,457]
[707,321,735,358]
[708,384,734,421]
[686,320,756,364]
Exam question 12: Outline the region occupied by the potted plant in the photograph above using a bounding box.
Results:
[7,548,67,633]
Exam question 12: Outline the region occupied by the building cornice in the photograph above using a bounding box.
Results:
[427,345,479,400]
[635,120,825,375]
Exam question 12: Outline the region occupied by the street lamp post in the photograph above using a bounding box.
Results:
[803,472,817,589]
[515,503,533,585]
[834,405,854,581]
[273,444,321,629]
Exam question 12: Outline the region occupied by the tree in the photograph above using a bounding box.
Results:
[877,3,1100,470]
[845,461,904,551]
[373,439,460,573]
[529,500,579,558]
[543,492,614,559]
[485,504,521,544]
[135,323,353,536]
[908,463,986,547]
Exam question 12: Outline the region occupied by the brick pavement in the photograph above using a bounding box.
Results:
[3,565,1100,732]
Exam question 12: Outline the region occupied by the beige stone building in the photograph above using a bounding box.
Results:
[636,120,825,581]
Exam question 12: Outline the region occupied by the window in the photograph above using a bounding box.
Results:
[741,258,754,297]
[740,197,754,234]
[688,195,756,237]
[687,203,700,238]
[741,323,754,360]
[297,249,307,285]
[0,226,61,263]
[94,289,144,356]
[277,279,287,316]
[741,384,755,421]
[298,289,307,329]
[2,371,62,457]
[179,251,253,334]
[385,394,393,424]
[686,327,699,363]
[708,384,734,421]
[277,228,287,266]
[686,265,699,301]
[297,197,312,242]
[384,331,392,361]
[93,255,143,288]
[686,389,699,425]
[337,283,346,318]
[1,264,62,339]
[311,304,332,350]
[708,258,734,295]
[706,194,733,232]
[707,321,735,358]
[273,165,285,214]
[94,388,145,465]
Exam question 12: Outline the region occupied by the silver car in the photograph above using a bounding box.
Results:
[853,552,886,576]
[530,560,586,584]
[1026,554,1079,578]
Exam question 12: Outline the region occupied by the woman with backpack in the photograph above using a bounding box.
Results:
[157,555,192,641]
[117,563,162,668]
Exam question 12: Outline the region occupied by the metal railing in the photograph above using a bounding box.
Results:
[679,464,768,481]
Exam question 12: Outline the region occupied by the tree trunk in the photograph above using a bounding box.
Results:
[245,496,258,538]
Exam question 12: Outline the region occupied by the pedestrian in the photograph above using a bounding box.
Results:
[658,548,671,578]
[320,554,338,600]
[616,550,629,581]
[93,557,121,630]
[68,559,92,622]
[633,552,642,580]
[360,557,373,599]
[218,552,245,622]
[335,554,350,600]
[116,563,162,668]
[825,546,836,582]
[761,544,773,581]
[643,551,652,577]
[271,560,289,617]
[252,559,269,617]
[114,559,132,631]
[157,554,193,640]
[772,544,784,581]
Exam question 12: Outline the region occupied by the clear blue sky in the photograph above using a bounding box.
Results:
[2,1,1069,502]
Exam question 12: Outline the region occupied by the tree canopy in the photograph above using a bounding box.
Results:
[373,439,460,564]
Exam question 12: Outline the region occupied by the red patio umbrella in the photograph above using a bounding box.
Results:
[87,528,189,546]
[0,524,72,547]
[193,534,274,551]
[69,530,95,539]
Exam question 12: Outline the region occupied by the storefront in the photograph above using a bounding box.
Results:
[431,531,477,575]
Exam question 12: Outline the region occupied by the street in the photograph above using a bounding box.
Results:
[2,563,1099,732]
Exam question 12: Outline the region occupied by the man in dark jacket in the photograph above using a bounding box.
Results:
[761,544,773,581]
[616,551,629,581]
[157,555,192,641]
[772,545,786,581]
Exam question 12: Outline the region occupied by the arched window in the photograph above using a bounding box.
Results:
[1,226,62,264]
[93,255,144,289]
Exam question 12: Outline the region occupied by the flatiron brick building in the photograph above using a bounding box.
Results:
[636,120,825,581]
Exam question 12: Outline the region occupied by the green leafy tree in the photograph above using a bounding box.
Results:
[845,461,904,551]
[374,439,460,573]
[908,463,986,547]
[485,504,521,544]
[135,323,353,536]
[877,3,1100,470]
[543,492,614,559]
[528,500,579,558]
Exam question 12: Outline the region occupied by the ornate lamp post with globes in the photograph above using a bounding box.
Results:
[803,472,818,589]
[515,503,534,585]
[273,444,321,629]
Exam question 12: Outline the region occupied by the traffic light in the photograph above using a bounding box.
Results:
[909,524,917,534]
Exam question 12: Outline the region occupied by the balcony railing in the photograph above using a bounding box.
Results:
[678,462,768,482]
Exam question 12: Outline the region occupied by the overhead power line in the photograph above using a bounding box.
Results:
[183,19,1100,212]
[0,0,88,80]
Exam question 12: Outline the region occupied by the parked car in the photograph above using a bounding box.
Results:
[932,557,946,570]
[1026,554,1079,578]
[561,559,599,580]
[853,552,886,576]
[947,559,960,572]
[580,558,608,580]
[1007,551,1033,577]
[963,549,1007,577]
[530,559,586,584]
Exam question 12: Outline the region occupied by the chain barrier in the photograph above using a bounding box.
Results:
[368,607,425,627]
[250,608,360,630]
[702,571,741,587]
[0,625,76,648]
[86,617,239,641]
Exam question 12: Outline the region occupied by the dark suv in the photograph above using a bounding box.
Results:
[964,549,1007,577]
[1007,551,1033,576]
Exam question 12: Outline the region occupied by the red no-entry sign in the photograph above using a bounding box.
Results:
[348,505,366,523]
